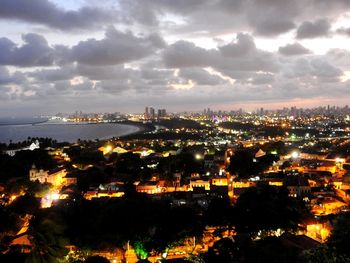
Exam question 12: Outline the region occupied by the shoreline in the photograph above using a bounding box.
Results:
[117,121,155,139]
[0,119,49,126]
[0,121,149,144]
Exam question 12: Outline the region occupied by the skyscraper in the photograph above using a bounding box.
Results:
[150,107,155,119]
[144,107,149,119]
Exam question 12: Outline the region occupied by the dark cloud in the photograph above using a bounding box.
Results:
[279,43,311,56]
[283,57,343,81]
[71,27,165,65]
[178,68,226,86]
[0,67,13,85]
[30,66,75,82]
[336,27,350,36]
[163,41,215,68]
[246,0,299,36]
[253,19,295,36]
[296,19,331,39]
[163,34,279,74]
[0,0,118,30]
[309,58,343,79]
[76,64,136,81]
[141,68,174,86]
[250,72,275,85]
[219,33,256,57]
[0,33,54,67]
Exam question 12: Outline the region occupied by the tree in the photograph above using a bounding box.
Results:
[157,153,202,178]
[233,185,306,238]
[204,198,233,228]
[0,205,21,252]
[75,167,109,191]
[9,194,40,216]
[0,149,56,183]
[303,246,350,263]
[115,152,145,177]
[227,151,256,178]
[263,141,287,155]
[245,236,299,263]
[6,180,51,198]
[228,151,278,178]
[204,237,238,263]
[25,218,68,263]
[327,212,350,258]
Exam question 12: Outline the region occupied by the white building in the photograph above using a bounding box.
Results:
[5,140,40,156]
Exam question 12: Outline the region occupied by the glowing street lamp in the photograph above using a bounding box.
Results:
[291,151,299,159]
[105,145,113,153]
[335,157,343,163]
[51,193,60,200]
[335,157,344,170]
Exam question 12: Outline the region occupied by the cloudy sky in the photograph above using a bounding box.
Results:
[1,0,350,116]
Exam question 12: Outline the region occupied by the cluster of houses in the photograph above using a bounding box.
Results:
[21,139,350,245]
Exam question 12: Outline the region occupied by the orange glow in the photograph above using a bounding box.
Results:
[306,224,331,243]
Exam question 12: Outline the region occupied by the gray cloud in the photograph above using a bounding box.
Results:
[0,66,14,85]
[246,0,299,36]
[253,19,295,36]
[0,33,54,67]
[336,27,350,36]
[30,66,75,82]
[250,72,275,85]
[163,34,279,74]
[309,58,343,79]
[71,27,165,66]
[0,0,118,30]
[283,56,343,81]
[296,19,331,39]
[219,33,256,57]
[279,43,312,56]
[1,0,350,115]
[178,68,226,86]
[163,41,215,68]
[326,49,350,69]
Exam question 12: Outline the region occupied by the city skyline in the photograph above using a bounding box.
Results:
[2,0,350,116]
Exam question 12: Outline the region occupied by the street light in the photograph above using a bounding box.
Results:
[105,145,113,152]
[291,151,299,159]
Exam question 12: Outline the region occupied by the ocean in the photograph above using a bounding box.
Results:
[0,118,139,143]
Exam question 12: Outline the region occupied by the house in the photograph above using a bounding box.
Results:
[311,196,347,215]
[204,155,215,168]
[29,164,67,188]
[63,173,77,185]
[283,176,311,197]
[189,178,210,191]
[136,181,165,194]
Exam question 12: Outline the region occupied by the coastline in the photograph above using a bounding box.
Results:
[0,121,149,144]
[117,121,155,139]
[0,118,49,126]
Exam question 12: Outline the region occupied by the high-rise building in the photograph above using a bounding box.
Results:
[260,107,264,116]
[158,109,166,118]
[149,107,155,119]
[144,107,149,118]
